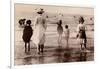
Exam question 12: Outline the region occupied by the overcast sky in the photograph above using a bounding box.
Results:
[15,3,94,16]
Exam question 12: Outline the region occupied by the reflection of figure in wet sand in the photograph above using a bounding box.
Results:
[23,57,32,65]
[32,9,47,54]
[38,55,44,64]
[63,51,71,62]
[79,52,87,61]
[22,20,33,53]
[76,17,87,50]
[64,25,70,48]
[55,46,63,62]
[57,20,63,46]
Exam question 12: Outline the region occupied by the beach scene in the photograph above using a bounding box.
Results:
[14,4,94,65]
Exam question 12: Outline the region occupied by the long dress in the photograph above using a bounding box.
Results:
[64,29,70,40]
[22,25,33,43]
[32,15,47,47]
[57,20,63,35]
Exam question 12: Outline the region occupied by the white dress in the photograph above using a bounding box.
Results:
[64,29,70,40]
[32,15,47,46]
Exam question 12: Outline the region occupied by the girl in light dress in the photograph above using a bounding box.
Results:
[64,25,70,48]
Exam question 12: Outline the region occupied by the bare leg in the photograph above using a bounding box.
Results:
[84,39,87,49]
[28,42,30,52]
[66,39,69,48]
[60,34,62,45]
[80,44,82,50]
[58,34,62,46]
[38,44,41,52]
[58,35,60,46]
[25,42,27,53]
[37,44,40,54]
[41,44,44,53]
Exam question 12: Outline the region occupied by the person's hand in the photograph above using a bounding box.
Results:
[76,34,79,38]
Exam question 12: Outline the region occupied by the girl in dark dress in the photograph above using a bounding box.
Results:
[76,17,87,50]
[57,20,63,46]
[22,20,33,53]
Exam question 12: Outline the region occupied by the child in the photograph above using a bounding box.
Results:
[76,17,87,50]
[64,25,70,48]
[22,20,33,53]
[18,18,26,27]
[57,20,63,46]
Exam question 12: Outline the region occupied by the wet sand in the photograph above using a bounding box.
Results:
[14,27,94,65]
[15,43,94,65]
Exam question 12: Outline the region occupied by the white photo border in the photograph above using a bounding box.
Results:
[11,0,95,69]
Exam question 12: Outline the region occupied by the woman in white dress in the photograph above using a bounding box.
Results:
[32,9,47,54]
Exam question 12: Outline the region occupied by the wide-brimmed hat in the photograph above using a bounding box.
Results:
[37,8,44,14]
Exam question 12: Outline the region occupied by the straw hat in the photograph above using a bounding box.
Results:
[37,8,44,14]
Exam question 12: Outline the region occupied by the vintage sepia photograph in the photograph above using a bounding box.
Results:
[14,3,94,65]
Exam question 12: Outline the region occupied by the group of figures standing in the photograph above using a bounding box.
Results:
[21,9,87,54]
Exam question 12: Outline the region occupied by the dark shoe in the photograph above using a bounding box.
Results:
[38,45,41,52]
[25,48,27,53]
[38,52,40,54]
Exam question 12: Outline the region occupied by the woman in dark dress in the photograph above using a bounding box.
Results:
[57,20,63,46]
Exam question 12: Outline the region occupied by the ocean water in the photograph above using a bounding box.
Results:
[14,4,94,65]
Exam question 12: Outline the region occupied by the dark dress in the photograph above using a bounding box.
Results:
[79,30,87,43]
[79,30,86,38]
[22,26,33,43]
[57,20,63,35]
